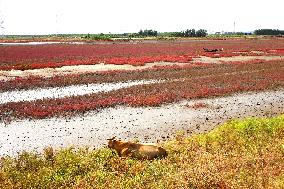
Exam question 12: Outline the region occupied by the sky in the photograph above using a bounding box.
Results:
[0,0,283,35]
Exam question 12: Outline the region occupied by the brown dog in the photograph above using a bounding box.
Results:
[107,137,168,160]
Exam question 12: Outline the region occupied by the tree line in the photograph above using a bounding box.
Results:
[136,29,208,37]
[167,29,207,37]
[138,29,158,37]
[254,29,284,35]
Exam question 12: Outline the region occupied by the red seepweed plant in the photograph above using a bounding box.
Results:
[1,39,284,70]
[0,59,283,120]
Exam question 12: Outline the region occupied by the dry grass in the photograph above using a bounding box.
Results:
[0,115,284,188]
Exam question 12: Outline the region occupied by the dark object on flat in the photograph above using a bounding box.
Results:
[203,48,224,52]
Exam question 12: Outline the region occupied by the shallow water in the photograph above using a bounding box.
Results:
[0,89,283,157]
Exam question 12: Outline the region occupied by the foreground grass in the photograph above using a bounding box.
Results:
[1,115,284,188]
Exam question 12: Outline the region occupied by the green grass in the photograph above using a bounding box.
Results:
[1,115,284,188]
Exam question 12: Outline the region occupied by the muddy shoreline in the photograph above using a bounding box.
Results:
[0,89,283,157]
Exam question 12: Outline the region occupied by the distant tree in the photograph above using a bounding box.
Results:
[138,29,158,37]
[185,29,196,37]
[254,29,284,35]
[170,29,208,37]
[153,30,158,37]
[84,33,91,39]
[196,29,207,37]
[137,29,207,38]
[175,31,183,37]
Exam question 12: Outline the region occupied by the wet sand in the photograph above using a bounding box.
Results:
[0,89,283,157]
[0,79,161,104]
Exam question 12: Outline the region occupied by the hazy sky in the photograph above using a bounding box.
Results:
[0,0,283,35]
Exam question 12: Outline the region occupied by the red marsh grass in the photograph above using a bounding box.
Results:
[1,39,284,70]
[0,60,283,120]
[1,59,283,92]
[0,61,284,119]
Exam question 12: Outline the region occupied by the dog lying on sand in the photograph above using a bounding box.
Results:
[107,137,168,160]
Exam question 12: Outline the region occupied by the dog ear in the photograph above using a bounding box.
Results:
[107,136,116,141]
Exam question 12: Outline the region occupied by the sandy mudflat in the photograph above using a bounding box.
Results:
[193,55,283,64]
[0,79,161,104]
[0,89,283,157]
[0,62,184,81]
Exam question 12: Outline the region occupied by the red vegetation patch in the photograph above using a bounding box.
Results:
[0,55,193,71]
[265,48,284,55]
[0,62,213,91]
[0,60,283,120]
[1,39,284,71]
[0,40,284,120]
